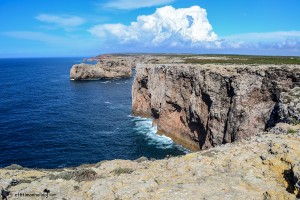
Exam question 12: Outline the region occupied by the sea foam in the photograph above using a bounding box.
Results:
[130,116,190,153]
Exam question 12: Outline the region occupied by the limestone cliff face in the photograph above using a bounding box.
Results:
[132,64,300,150]
[70,59,132,80]
[70,54,192,80]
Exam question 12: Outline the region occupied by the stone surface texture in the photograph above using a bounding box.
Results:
[278,86,300,124]
[70,58,133,80]
[0,132,300,200]
[70,54,189,80]
[132,64,300,150]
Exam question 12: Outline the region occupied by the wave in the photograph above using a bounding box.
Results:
[108,104,125,110]
[100,81,111,84]
[130,116,190,153]
[115,81,128,85]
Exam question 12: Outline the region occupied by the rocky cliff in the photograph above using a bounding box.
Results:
[70,58,133,80]
[132,63,300,150]
[70,54,194,80]
[1,131,300,199]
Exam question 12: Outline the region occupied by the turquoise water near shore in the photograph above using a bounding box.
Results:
[0,58,188,168]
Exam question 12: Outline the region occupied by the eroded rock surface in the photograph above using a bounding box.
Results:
[132,64,300,150]
[278,86,300,124]
[70,54,191,80]
[70,58,133,80]
[0,132,300,199]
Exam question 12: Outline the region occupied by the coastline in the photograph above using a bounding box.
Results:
[1,131,299,199]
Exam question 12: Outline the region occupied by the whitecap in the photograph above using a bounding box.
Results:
[108,104,124,110]
[100,81,111,84]
[131,116,190,153]
[58,163,67,168]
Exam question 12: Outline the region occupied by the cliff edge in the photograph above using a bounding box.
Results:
[0,131,299,199]
[132,63,300,150]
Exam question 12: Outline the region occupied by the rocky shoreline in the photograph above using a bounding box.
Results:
[0,128,299,199]
[1,54,300,199]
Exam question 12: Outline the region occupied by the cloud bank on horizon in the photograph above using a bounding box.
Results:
[89,6,219,48]
[89,5,300,54]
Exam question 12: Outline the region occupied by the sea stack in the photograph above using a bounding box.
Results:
[70,58,132,80]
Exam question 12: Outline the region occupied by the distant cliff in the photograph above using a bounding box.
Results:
[69,54,193,80]
[132,63,300,150]
[70,58,133,80]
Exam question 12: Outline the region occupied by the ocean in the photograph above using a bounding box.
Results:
[0,58,188,168]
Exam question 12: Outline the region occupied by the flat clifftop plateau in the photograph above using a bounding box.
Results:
[132,63,300,150]
[1,132,300,199]
[70,54,300,80]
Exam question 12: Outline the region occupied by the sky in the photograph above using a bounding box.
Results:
[0,0,300,58]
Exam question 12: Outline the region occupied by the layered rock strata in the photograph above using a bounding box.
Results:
[132,64,300,150]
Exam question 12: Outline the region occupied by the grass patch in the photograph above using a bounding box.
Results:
[112,167,134,175]
[288,129,297,134]
[184,55,300,65]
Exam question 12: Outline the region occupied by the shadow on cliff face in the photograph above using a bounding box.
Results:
[283,166,300,198]
[188,93,212,150]
[223,78,236,144]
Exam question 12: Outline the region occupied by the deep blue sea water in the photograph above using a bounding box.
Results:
[0,58,187,168]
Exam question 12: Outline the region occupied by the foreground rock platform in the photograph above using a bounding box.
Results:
[1,130,300,199]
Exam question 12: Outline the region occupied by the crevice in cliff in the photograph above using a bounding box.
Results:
[223,78,236,144]
[187,92,212,150]
[201,93,213,148]
[166,101,182,113]
[265,102,281,130]
[283,164,300,198]
[265,80,282,130]
[140,77,148,89]
[202,93,212,111]
[151,108,160,119]
[187,108,206,149]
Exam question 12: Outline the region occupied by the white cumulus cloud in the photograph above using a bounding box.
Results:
[89,6,218,48]
[102,0,174,10]
[36,14,85,27]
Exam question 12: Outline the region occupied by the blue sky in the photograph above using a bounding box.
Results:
[1,0,300,57]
